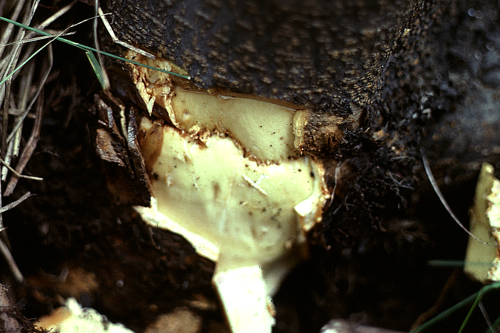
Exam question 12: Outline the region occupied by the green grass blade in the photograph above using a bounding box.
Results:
[86,51,106,89]
[0,16,191,80]
[428,260,492,267]
[410,291,479,333]
[458,288,486,333]
[0,34,52,86]
[411,282,500,333]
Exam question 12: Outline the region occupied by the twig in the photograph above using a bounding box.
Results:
[0,237,24,284]
[0,158,43,181]
[0,191,32,214]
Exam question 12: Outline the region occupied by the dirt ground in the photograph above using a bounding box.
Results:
[2,0,500,332]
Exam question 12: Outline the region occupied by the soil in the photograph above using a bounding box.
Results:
[2,0,500,333]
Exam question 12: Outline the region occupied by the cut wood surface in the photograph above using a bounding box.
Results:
[1,0,500,332]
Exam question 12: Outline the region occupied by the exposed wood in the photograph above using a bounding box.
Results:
[103,0,434,155]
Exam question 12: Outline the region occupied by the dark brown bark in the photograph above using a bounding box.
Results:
[102,0,432,154]
[2,0,500,332]
[96,0,459,252]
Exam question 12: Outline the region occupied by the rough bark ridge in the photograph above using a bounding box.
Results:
[103,0,430,155]
[105,0,409,108]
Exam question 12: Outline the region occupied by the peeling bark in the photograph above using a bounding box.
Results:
[102,0,433,155]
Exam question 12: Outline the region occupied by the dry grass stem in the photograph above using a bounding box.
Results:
[0,158,43,181]
[1,41,52,187]
[0,0,27,61]
[98,6,156,59]
[93,1,110,89]
[36,0,77,30]
[478,301,494,332]
[2,32,76,47]
[422,152,497,247]
[0,0,63,294]
[4,88,44,196]
[6,45,52,144]
[1,0,39,158]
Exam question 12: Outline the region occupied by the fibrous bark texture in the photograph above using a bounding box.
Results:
[103,0,429,154]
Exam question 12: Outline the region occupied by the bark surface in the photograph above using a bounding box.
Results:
[103,0,428,154]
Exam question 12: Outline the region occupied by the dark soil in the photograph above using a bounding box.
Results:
[2,0,500,333]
